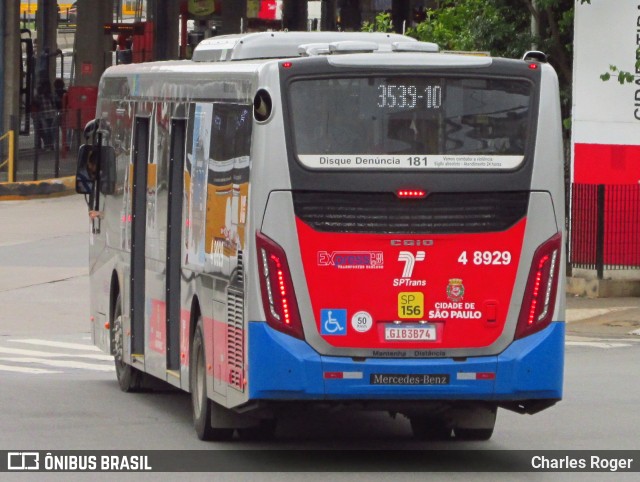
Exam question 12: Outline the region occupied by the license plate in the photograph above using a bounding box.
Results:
[385,324,436,341]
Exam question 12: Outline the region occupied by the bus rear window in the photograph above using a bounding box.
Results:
[289,76,532,170]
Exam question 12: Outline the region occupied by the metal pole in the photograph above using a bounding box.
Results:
[596,184,605,280]
[8,130,15,182]
[11,114,18,181]
[33,127,39,181]
[54,113,60,177]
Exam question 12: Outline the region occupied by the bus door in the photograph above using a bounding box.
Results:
[130,114,150,359]
[166,113,187,372]
[142,102,178,379]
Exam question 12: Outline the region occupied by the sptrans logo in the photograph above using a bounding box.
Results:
[317,251,384,270]
[394,251,426,287]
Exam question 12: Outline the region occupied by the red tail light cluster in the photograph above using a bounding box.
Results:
[515,232,562,339]
[256,231,304,340]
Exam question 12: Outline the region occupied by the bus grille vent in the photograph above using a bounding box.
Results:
[293,191,529,234]
[235,250,244,287]
[227,288,244,392]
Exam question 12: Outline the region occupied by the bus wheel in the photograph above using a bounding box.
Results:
[452,405,496,441]
[237,419,277,441]
[410,416,452,441]
[190,318,234,441]
[112,295,143,392]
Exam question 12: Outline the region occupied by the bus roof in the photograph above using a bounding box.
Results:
[192,31,417,62]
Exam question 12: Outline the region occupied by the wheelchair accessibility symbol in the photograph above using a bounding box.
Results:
[320,309,347,336]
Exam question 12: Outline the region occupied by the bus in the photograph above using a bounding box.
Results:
[76,31,565,441]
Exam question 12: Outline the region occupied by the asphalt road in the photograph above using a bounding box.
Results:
[0,195,639,479]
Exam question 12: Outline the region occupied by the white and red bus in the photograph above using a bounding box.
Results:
[76,31,565,441]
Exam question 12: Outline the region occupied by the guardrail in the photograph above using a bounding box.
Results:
[0,130,15,182]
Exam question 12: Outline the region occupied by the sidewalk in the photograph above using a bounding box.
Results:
[0,176,75,200]
[566,295,640,338]
[0,139,77,200]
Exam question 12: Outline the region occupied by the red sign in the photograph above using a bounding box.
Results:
[259,0,278,20]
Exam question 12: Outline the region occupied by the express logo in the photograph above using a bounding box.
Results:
[317,251,384,270]
[394,251,426,287]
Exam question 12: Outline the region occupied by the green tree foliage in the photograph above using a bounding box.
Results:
[362,11,394,33]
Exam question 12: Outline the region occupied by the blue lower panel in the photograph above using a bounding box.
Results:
[248,322,564,401]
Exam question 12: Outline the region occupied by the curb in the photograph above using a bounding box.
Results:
[0,176,76,201]
[567,276,640,298]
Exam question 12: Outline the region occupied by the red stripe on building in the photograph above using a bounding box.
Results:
[574,143,640,184]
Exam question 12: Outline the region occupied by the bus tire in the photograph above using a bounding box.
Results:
[112,294,143,392]
[452,404,496,441]
[410,416,452,441]
[190,318,234,441]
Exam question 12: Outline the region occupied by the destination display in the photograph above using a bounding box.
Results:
[290,76,532,170]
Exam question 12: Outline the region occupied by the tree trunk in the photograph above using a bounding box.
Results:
[322,0,338,31]
[391,0,411,34]
[339,0,361,31]
[283,0,308,31]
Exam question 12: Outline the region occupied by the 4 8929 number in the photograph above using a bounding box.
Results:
[457,250,511,266]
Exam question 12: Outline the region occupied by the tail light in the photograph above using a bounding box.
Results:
[515,232,562,340]
[256,231,304,340]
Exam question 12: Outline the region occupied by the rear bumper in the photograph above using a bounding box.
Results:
[247,321,564,402]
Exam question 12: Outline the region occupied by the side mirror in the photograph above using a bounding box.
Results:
[75,144,116,195]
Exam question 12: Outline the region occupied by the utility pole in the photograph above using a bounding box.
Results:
[148,0,180,60]
[220,0,246,34]
[35,0,58,88]
[74,0,113,88]
[530,0,540,50]
[321,0,337,31]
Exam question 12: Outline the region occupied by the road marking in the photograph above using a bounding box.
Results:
[0,346,113,361]
[8,339,102,351]
[0,364,61,374]
[0,357,114,372]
